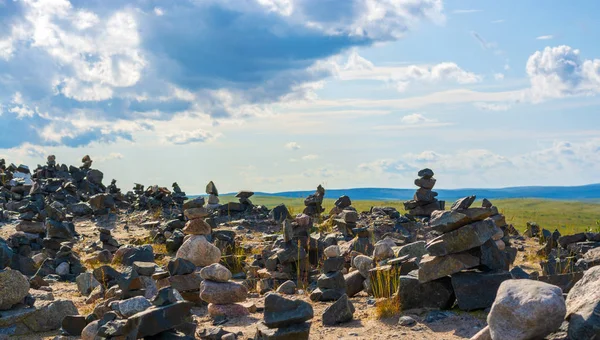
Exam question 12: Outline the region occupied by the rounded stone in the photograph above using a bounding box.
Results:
[276,280,297,295]
[200,263,232,283]
[324,245,341,258]
[199,280,248,304]
[352,255,374,279]
[182,218,212,235]
[175,235,221,267]
[0,268,30,310]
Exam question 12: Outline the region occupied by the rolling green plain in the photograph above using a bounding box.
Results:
[218,195,600,234]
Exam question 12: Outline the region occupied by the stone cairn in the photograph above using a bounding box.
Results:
[329,194,352,215]
[332,197,358,238]
[199,263,250,318]
[403,168,445,217]
[310,245,346,302]
[255,293,314,340]
[402,196,516,311]
[206,181,220,210]
[156,257,203,306]
[175,202,221,268]
[302,184,325,217]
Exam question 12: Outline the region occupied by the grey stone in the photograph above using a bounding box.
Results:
[426,219,497,256]
[418,253,480,283]
[397,272,455,311]
[255,322,310,340]
[344,271,364,297]
[263,293,314,328]
[117,296,152,317]
[175,235,221,267]
[199,263,232,283]
[451,271,512,311]
[199,280,248,304]
[0,268,30,310]
[322,294,354,325]
[276,280,296,295]
[487,279,566,340]
[398,316,417,327]
[565,266,600,340]
[352,255,373,278]
[22,299,78,332]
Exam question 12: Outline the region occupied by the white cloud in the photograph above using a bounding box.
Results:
[536,35,554,40]
[474,102,512,111]
[285,142,301,150]
[494,73,505,80]
[526,45,600,102]
[452,9,483,14]
[373,113,453,130]
[164,129,217,145]
[340,52,481,92]
[153,7,164,16]
[96,152,124,162]
[301,154,319,160]
[491,19,504,24]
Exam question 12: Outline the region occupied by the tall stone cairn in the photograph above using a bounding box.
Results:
[403,168,444,217]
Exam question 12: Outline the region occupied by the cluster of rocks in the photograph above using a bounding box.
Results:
[403,168,445,217]
[331,197,359,238]
[199,263,250,318]
[310,245,346,302]
[255,293,314,339]
[302,185,325,217]
[155,258,203,306]
[0,267,79,336]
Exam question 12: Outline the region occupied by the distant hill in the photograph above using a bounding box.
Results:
[224,183,600,202]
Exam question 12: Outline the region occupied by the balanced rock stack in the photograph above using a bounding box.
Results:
[99,228,120,253]
[329,195,352,215]
[302,185,325,217]
[205,181,220,210]
[236,190,254,209]
[415,196,515,311]
[334,209,359,238]
[199,263,250,318]
[175,202,221,267]
[403,168,444,217]
[156,258,203,305]
[310,245,346,302]
[255,293,314,340]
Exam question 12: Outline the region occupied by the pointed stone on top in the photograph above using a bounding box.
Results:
[206,181,218,196]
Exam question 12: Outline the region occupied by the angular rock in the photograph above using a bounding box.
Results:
[451,271,512,311]
[126,301,193,339]
[373,239,395,261]
[276,280,296,295]
[22,299,78,332]
[397,272,455,311]
[429,210,470,234]
[263,293,313,328]
[394,241,427,263]
[183,218,212,235]
[199,280,248,304]
[133,262,157,276]
[207,303,250,318]
[61,315,87,336]
[15,221,45,234]
[255,322,310,340]
[322,294,354,325]
[117,296,152,317]
[175,235,221,267]
[322,257,344,273]
[558,233,587,249]
[565,266,600,340]
[426,219,497,256]
[184,208,210,220]
[352,255,373,279]
[450,196,476,211]
[418,253,480,283]
[167,258,196,276]
[317,271,346,290]
[487,279,566,340]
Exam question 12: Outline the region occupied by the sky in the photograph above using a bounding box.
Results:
[0,0,599,194]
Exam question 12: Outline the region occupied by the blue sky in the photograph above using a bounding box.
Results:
[0,0,599,194]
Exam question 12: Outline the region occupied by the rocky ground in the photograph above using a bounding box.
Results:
[1,158,599,340]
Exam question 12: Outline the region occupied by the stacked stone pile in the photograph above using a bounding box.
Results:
[403,168,444,217]
[302,185,325,217]
[199,263,250,318]
[410,196,515,311]
[206,181,220,210]
[310,245,346,302]
[255,293,314,339]
[156,258,203,305]
[175,204,221,267]
[329,195,352,215]
[333,209,359,238]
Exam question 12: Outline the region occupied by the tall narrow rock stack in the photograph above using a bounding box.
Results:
[310,245,346,302]
[200,263,250,318]
[329,195,352,215]
[303,185,325,217]
[205,181,220,210]
[416,196,515,311]
[403,168,444,217]
[171,182,187,207]
[157,258,203,305]
[175,203,221,267]
[255,293,314,340]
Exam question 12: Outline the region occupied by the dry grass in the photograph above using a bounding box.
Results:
[374,296,401,319]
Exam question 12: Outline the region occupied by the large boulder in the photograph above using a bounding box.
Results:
[175,235,221,267]
[22,299,78,332]
[565,266,600,339]
[0,268,30,310]
[451,271,512,311]
[487,279,566,340]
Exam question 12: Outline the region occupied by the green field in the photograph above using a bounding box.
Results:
[219,195,600,234]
